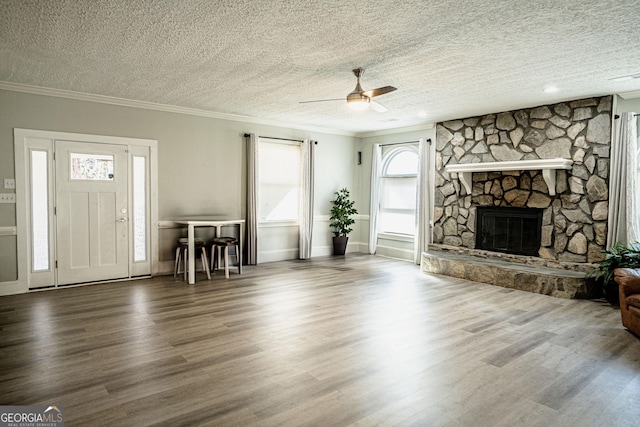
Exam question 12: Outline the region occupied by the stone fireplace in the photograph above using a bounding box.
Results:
[432,96,611,264]
[422,96,612,298]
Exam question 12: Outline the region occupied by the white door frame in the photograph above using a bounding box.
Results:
[13,128,159,294]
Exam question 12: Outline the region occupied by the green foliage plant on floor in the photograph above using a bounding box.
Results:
[329,188,358,237]
[587,241,640,293]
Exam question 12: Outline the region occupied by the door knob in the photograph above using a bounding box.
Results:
[116,217,128,223]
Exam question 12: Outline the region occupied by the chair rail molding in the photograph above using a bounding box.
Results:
[0,226,17,236]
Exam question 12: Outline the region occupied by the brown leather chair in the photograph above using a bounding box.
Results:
[614,268,640,338]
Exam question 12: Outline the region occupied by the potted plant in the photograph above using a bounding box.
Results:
[329,188,358,255]
[587,242,640,306]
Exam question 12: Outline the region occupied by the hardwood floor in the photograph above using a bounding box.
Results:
[1,254,639,426]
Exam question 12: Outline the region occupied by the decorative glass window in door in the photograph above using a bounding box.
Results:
[70,153,114,180]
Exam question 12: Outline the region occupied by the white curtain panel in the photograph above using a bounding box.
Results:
[299,139,315,259]
[414,138,431,264]
[607,112,639,247]
[246,133,258,264]
[628,116,640,245]
[369,144,382,254]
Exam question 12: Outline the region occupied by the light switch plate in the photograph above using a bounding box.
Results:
[0,193,16,203]
[4,179,15,189]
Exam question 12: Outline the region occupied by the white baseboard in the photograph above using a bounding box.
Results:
[374,244,414,261]
[312,241,366,257]
[258,248,300,263]
[114,241,369,276]
[0,281,27,296]
[157,259,216,276]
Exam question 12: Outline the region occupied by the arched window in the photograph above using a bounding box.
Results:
[379,147,419,235]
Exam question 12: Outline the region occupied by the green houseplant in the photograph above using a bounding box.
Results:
[329,188,358,255]
[587,242,640,306]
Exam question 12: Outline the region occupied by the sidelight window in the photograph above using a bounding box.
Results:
[31,150,50,271]
[133,156,147,262]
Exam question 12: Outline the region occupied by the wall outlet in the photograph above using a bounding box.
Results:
[4,179,15,189]
[0,193,16,203]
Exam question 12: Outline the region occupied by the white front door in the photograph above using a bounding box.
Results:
[55,141,129,285]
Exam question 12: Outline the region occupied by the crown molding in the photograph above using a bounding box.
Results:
[356,122,435,138]
[0,81,359,137]
[618,90,640,100]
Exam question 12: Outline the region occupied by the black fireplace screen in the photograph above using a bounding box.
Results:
[475,207,542,256]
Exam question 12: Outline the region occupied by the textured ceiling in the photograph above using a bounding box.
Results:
[1,0,640,134]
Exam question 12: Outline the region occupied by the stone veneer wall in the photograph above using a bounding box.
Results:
[434,96,612,263]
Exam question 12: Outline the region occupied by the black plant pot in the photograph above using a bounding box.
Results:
[333,236,348,255]
[604,280,620,307]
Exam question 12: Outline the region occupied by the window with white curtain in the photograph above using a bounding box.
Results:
[379,147,419,235]
[636,138,640,238]
[258,138,301,222]
[379,146,418,236]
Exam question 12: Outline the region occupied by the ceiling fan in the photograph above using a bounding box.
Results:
[300,68,397,112]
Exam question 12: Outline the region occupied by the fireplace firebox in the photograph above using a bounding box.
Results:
[475,207,542,256]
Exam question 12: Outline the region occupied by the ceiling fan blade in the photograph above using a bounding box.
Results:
[363,86,397,98]
[370,100,388,112]
[299,98,344,104]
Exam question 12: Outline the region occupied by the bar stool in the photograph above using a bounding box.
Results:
[208,237,240,279]
[174,238,211,281]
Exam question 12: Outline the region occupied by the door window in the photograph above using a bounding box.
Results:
[70,153,114,180]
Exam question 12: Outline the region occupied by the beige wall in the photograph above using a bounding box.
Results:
[0,89,360,288]
[616,96,640,114]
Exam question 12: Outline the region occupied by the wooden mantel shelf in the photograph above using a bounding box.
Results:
[443,158,573,196]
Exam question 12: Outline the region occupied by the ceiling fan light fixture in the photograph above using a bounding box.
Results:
[347,93,370,110]
[299,67,396,112]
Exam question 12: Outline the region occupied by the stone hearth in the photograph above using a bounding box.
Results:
[422,244,596,299]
